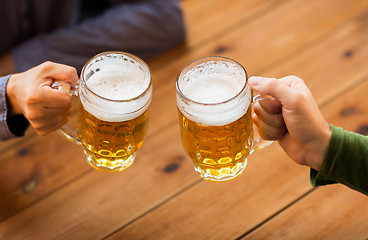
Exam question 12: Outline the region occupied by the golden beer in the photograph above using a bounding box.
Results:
[178,107,253,179]
[77,51,151,172]
[78,103,149,172]
[176,56,255,181]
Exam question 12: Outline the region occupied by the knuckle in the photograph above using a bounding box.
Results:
[66,66,77,77]
[39,61,54,73]
[265,78,279,89]
[290,91,308,106]
[25,112,39,121]
[25,95,39,105]
[37,130,48,136]
[24,108,43,121]
[253,103,262,116]
[290,75,304,84]
[284,75,301,82]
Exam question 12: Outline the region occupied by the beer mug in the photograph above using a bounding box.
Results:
[54,51,152,172]
[176,56,272,182]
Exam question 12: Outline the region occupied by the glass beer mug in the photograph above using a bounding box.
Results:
[54,51,152,172]
[176,56,272,182]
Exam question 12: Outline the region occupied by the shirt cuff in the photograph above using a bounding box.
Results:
[0,75,30,141]
[310,124,368,195]
[0,75,18,140]
[310,124,343,186]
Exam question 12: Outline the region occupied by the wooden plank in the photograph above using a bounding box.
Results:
[259,10,368,106]
[104,74,368,240]
[0,0,274,153]
[0,129,36,154]
[320,76,368,136]
[105,5,368,240]
[147,0,368,136]
[0,131,88,222]
[107,144,312,240]
[0,122,200,240]
[0,97,79,153]
[0,0,367,238]
[243,185,368,239]
[241,81,368,240]
[0,98,84,222]
[148,0,275,69]
[1,0,367,154]
[149,0,368,70]
[1,0,366,154]
[2,0,363,222]
[181,0,273,47]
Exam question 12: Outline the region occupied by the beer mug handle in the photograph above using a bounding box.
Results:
[52,81,81,145]
[250,93,274,154]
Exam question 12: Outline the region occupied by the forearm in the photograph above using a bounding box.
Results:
[311,124,368,195]
[12,0,186,72]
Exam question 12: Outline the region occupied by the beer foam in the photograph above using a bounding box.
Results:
[86,57,149,100]
[80,53,151,122]
[177,60,251,126]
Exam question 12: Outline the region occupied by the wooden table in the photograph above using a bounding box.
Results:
[1,0,368,239]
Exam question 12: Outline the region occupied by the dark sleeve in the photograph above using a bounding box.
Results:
[310,124,368,195]
[0,75,30,141]
[12,0,186,72]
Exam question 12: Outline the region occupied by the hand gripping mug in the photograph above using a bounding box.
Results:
[176,56,272,182]
[54,51,152,172]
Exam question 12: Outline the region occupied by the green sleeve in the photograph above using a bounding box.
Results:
[310,124,368,195]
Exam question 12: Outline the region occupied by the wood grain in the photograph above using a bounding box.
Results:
[105,73,368,240]
[241,80,368,240]
[259,9,368,106]
[1,0,368,239]
[147,0,368,138]
[148,0,275,69]
[0,123,200,240]
[0,131,88,222]
[243,186,368,240]
[3,0,365,224]
[107,144,312,240]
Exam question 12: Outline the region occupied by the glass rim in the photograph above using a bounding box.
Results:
[176,56,248,106]
[80,51,152,103]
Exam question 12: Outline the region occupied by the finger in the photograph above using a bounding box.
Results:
[27,106,69,123]
[253,115,287,140]
[39,87,72,108]
[278,75,305,87]
[41,108,71,118]
[32,115,69,136]
[38,61,79,87]
[47,117,69,133]
[258,98,282,114]
[249,76,299,104]
[253,102,285,128]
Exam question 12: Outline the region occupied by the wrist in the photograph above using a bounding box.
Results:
[6,74,23,117]
[306,122,331,170]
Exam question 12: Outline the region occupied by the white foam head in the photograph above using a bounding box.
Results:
[176,58,250,126]
[80,52,152,122]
